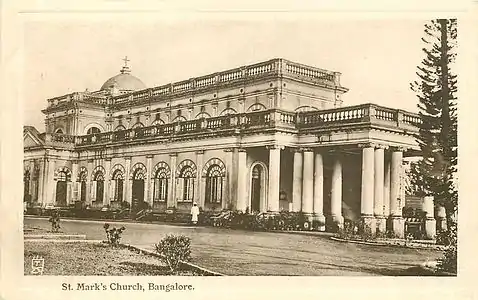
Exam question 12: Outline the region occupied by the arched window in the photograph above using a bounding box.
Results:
[153,168,169,202]
[54,128,64,134]
[179,166,195,202]
[247,103,267,112]
[206,165,224,204]
[219,108,237,116]
[132,122,144,129]
[195,112,211,119]
[55,168,71,207]
[87,127,101,135]
[24,169,30,202]
[112,170,124,202]
[115,125,126,131]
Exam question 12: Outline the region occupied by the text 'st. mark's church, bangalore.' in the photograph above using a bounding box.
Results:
[23,58,444,237]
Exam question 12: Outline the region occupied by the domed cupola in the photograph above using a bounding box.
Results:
[100,56,146,95]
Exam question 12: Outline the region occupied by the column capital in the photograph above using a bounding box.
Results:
[124,156,132,161]
[223,147,235,153]
[390,146,408,152]
[301,147,314,153]
[71,160,79,165]
[196,150,205,155]
[146,154,154,159]
[266,144,284,150]
[169,152,178,157]
[358,142,376,149]
[289,147,303,154]
[87,159,94,163]
[238,148,247,153]
[105,157,112,161]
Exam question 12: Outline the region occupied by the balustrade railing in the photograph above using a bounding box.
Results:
[71,104,419,147]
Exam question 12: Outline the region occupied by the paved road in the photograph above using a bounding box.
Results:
[24,217,441,276]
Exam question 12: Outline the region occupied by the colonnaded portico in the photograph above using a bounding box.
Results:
[24,57,433,236]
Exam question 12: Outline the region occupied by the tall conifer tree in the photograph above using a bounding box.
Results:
[409,19,457,227]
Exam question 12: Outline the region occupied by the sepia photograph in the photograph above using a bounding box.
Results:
[20,15,461,279]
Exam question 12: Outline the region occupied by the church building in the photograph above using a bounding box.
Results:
[23,57,433,237]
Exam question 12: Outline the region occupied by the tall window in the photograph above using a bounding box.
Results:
[206,165,224,204]
[94,172,104,203]
[79,171,87,202]
[153,168,168,202]
[112,170,124,202]
[179,166,194,202]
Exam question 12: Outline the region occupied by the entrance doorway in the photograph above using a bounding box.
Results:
[250,164,264,213]
[56,181,67,206]
[131,170,145,211]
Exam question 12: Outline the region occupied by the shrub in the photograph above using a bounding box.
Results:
[48,210,61,232]
[103,223,126,247]
[438,223,457,274]
[155,234,191,273]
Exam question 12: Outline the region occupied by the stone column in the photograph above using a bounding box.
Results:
[87,159,93,204]
[124,157,131,205]
[360,144,375,234]
[224,148,234,210]
[423,195,436,239]
[313,151,326,231]
[292,148,303,212]
[196,150,204,208]
[46,158,55,205]
[390,148,404,238]
[301,149,314,219]
[37,159,45,205]
[71,161,78,203]
[374,145,386,233]
[168,153,177,208]
[104,159,111,206]
[383,155,391,220]
[330,154,344,228]
[236,148,247,212]
[435,205,447,231]
[267,145,281,212]
[29,161,35,200]
[145,155,153,206]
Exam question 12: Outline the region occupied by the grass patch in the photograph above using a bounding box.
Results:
[24,241,205,276]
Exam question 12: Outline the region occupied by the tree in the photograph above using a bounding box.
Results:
[409,19,457,228]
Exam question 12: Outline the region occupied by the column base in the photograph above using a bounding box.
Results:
[313,214,326,231]
[361,215,376,236]
[390,216,405,238]
[328,214,344,232]
[375,216,387,234]
[436,217,447,232]
[425,218,436,239]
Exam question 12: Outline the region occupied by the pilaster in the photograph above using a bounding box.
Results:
[71,161,78,203]
[195,150,205,208]
[224,148,235,210]
[145,155,153,206]
[236,148,247,212]
[124,157,132,205]
[104,158,111,206]
[423,196,436,239]
[87,159,93,205]
[374,144,387,233]
[168,153,177,208]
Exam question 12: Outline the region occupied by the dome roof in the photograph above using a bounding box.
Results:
[100,73,146,92]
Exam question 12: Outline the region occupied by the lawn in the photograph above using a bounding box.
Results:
[24,241,205,276]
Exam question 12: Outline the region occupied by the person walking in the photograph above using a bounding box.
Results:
[190,202,200,225]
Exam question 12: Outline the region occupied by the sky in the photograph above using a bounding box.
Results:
[23,18,427,130]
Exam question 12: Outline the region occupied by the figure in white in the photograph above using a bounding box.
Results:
[190,202,200,225]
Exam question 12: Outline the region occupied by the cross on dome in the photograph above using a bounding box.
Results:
[120,56,131,74]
